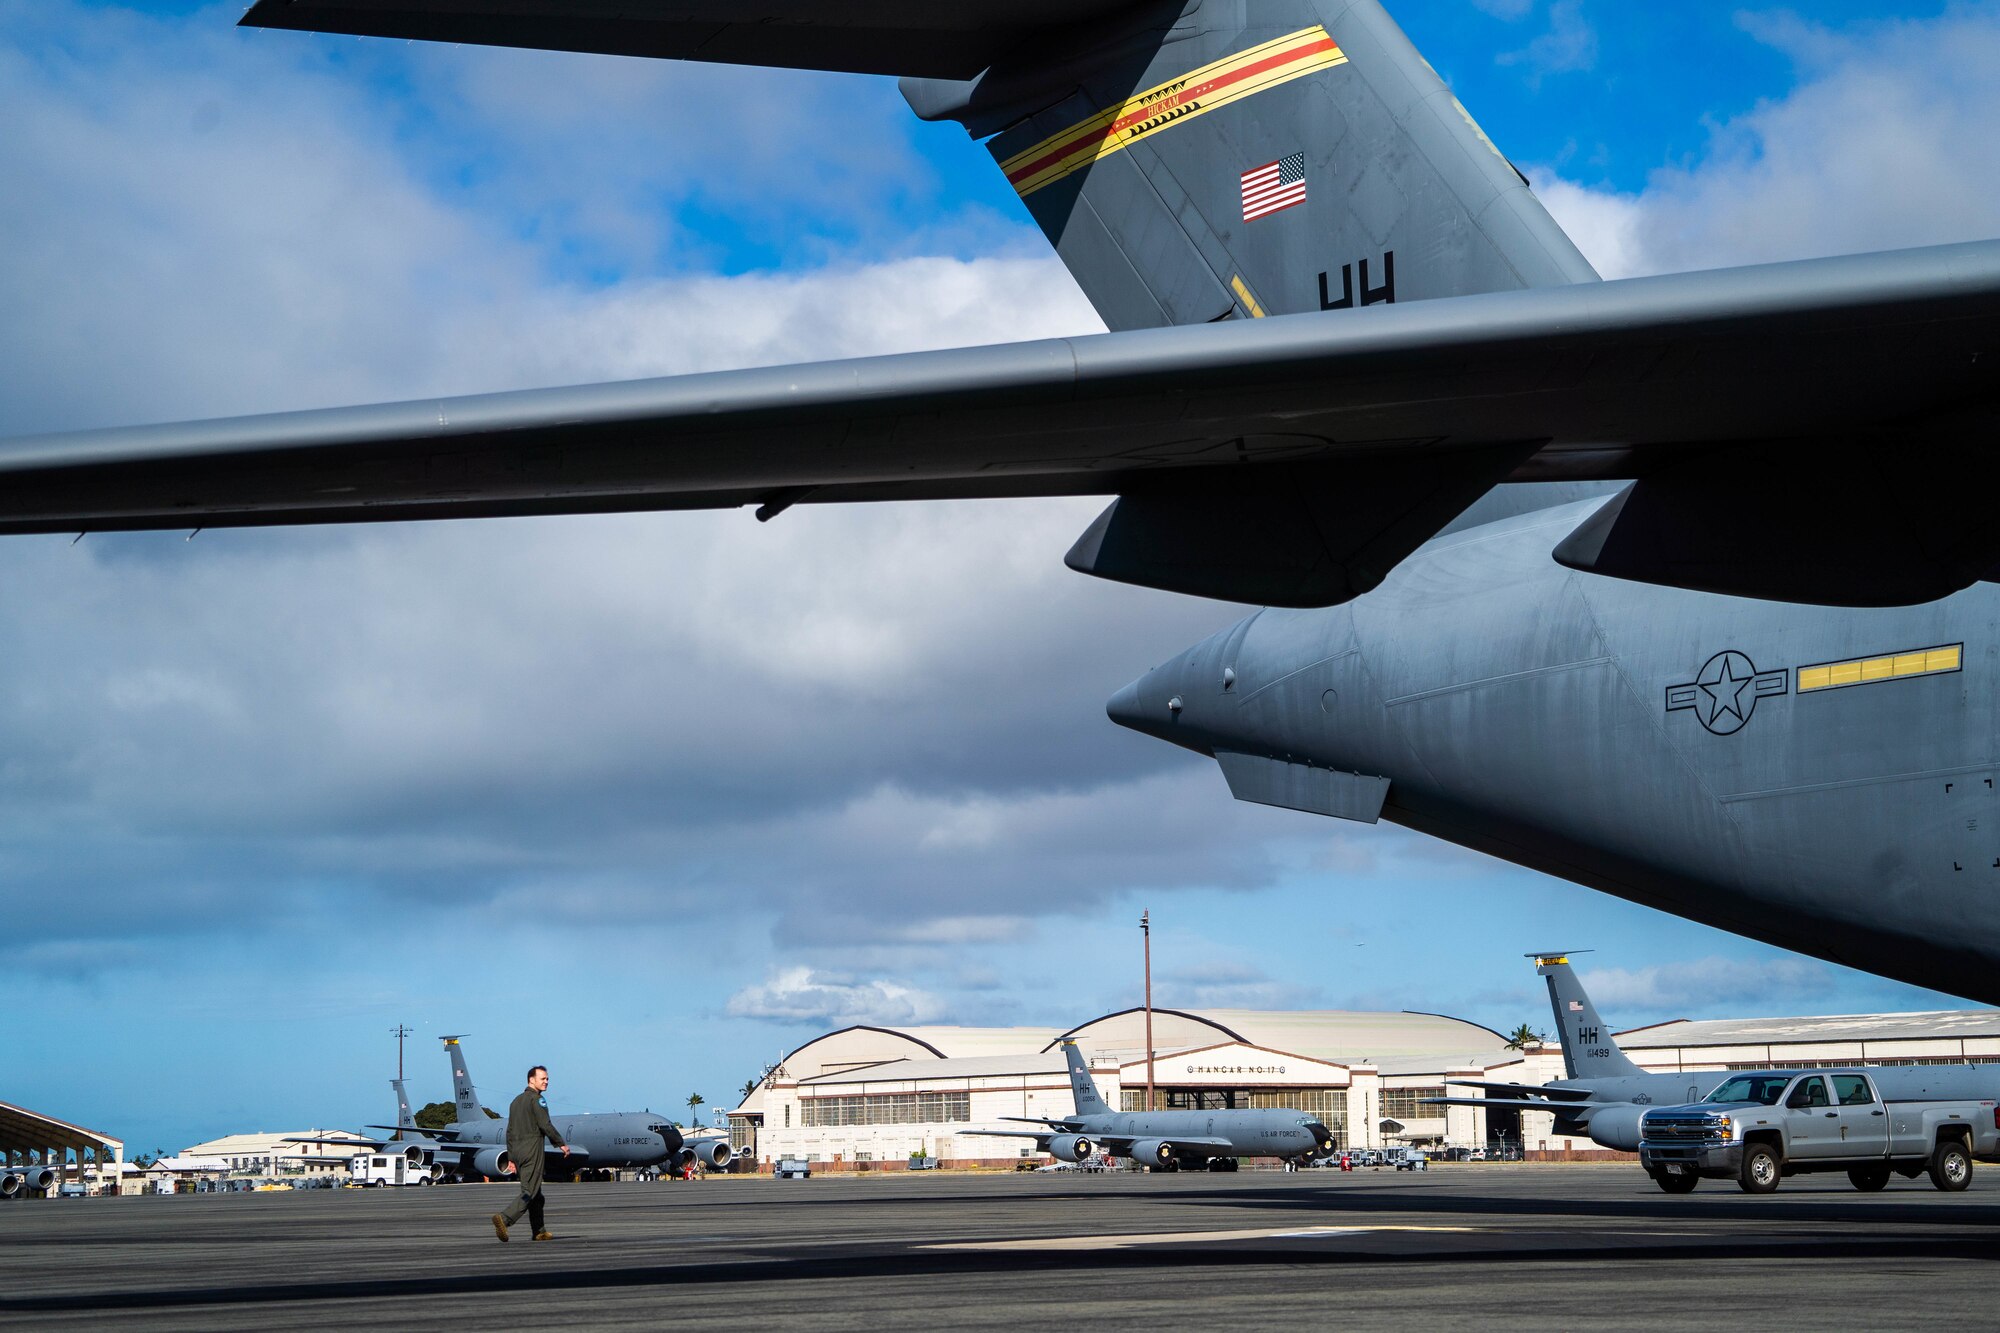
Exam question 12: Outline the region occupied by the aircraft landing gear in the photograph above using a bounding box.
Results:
[1205,1158,1239,1172]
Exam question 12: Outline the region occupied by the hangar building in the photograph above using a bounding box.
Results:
[1,1099,123,1197]
[728,1005,2000,1168]
[729,1008,1551,1167]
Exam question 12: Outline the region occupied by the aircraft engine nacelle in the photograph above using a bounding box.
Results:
[470,1148,513,1178]
[1126,1138,1174,1167]
[1048,1134,1094,1163]
[8,1167,56,1194]
[398,1142,432,1165]
[1583,1105,1645,1153]
[689,1139,732,1171]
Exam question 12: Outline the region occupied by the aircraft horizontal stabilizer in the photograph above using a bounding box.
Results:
[1444,1079,1594,1101]
[238,0,1137,80]
[1423,1096,1600,1117]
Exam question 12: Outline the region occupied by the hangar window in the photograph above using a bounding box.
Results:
[1380,1088,1447,1120]
[799,1092,971,1127]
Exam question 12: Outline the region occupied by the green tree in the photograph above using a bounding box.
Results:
[415,1101,457,1130]
[739,1076,760,1101]
[687,1092,705,1121]
[1504,1024,1547,1050]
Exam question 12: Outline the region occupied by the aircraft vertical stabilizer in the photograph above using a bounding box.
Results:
[1060,1040,1116,1117]
[904,0,1597,332]
[442,1036,487,1122]
[1533,954,1643,1081]
[391,1077,418,1135]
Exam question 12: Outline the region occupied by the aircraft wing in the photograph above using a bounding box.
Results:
[286,1135,386,1149]
[237,1,1139,80]
[1444,1080,1595,1101]
[1095,1134,1240,1152]
[1424,1097,1601,1117]
[365,1124,462,1140]
[7,242,1999,605]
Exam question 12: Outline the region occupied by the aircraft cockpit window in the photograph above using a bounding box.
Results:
[1705,1075,1790,1106]
[1784,1077,1830,1110]
[647,1124,672,1137]
[1831,1076,1876,1106]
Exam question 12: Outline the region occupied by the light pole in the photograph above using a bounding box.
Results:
[391,1024,412,1140]
[1141,910,1155,1113]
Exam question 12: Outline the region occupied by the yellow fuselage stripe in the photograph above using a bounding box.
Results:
[1002,26,1347,198]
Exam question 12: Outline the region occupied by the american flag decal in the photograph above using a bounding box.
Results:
[1569,1001,1584,1011]
[1242,152,1307,221]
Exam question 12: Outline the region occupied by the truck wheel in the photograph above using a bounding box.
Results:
[1738,1143,1781,1194]
[1928,1138,1973,1192]
[1653,1170,1698,1194]
[1846,1165,1891,1191]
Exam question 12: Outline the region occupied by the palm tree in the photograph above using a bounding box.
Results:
[739,1077,760,1101]
[1504,1023,1546,1050]
[687,1092,705,1120]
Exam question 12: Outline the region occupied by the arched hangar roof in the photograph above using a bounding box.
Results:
[1050,1008,1509,1065]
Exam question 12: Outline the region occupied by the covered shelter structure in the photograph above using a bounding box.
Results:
[0,1099,123,1197]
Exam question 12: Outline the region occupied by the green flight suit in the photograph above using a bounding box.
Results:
[499,1087,567,1228]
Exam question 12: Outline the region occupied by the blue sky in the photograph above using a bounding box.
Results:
[2,1,1998,1156]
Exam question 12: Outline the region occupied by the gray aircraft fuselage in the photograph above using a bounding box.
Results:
[1055,1107,1332,1163]
[1113,496,2000,1003]
[435,1110,684,1174]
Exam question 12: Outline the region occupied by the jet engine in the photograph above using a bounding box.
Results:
[1581,1105,1644,1153]
[8,1166,57,1194]
[469,1148,513,1178]
[689,1139,732,1170]
[1126,1138,1175,1167]
[1048,1134,1094,1163]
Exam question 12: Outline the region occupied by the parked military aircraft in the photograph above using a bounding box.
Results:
[964,1040,1333,1171]
[5,2,2000,997]
[1424,953,1731,1152]
[302,1038,709,1180]
[432,1036,723,1178]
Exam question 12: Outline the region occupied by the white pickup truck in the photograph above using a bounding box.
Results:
[1638,1069,2000,1194]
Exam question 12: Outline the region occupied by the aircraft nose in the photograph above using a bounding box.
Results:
[1106,676,1148,731]
[1106,669,1184,744]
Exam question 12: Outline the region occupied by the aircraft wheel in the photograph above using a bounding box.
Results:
[1847,1165,1891,1191]
[1737,1143,1781,1194]
[1928,1138,1973,1192]
[1653,1170,1698,1194]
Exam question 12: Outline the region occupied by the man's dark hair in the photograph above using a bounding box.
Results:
[527,1065,547,1082]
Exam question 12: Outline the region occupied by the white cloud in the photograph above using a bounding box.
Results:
[1580,957,1834,1015]
[1496,0,1598,81]
[1536,9,2000,278]
[725,966,947,1026]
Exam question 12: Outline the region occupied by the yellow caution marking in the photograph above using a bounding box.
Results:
[1230,275,1267,318]
[1797,643,1964,693]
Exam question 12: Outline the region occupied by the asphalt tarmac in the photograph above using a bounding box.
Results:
[3,1164,1997,1328]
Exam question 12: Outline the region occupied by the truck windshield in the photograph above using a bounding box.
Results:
[1704,1075,1791,1106]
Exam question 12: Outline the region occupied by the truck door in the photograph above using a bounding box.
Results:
[1783,1076,1836,1158]
[1827,1075,1889,1158]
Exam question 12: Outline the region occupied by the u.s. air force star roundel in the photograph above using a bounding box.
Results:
[1665,651,1789,735]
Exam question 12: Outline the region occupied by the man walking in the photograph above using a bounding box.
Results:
[492,1064,570,1242]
